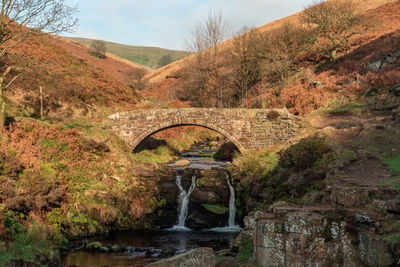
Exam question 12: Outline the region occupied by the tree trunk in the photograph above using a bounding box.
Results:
[0,94,5,128]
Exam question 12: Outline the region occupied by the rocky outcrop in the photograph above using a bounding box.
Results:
[155,168,232,229]
[145,247,216,267]
[241,208,398,267]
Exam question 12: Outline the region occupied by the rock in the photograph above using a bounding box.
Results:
[110,244,121,252]
[364,87,380,97]
[329,185,371,207]
[192,190,219,204]
[394,86,400,97]
[366,60,383,72]
[99,246,109,253]
[186,209,226,229]
[145,247,215,267]
[86,241,102,250]
[159,248,177,258]
[309,81,324,88]
[217,249,233,257]
[174,159,190,167]
[359,232,394,266]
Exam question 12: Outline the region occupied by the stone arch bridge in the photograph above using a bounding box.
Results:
[108,108,307,152]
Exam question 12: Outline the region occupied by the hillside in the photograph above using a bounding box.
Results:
[3,31,148,121]
[144,0,399,108]
[68,37,191,69]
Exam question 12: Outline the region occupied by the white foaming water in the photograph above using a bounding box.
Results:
[210,173,241,232]
[170,172,197,231]
[226,173,236,227]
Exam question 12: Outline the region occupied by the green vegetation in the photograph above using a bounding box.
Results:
[236,238,254,262]
[201,204,229,215]
[280,137,332,171]
[384,154,400,173]
[132,146,176,164]
[0,210,61,266]
[321,103,367,114]
[69,37,191,69]
[234,149,279,177]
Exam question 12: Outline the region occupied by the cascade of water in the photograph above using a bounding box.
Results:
[226,173,236,227]
[210,173,241,232]
[172,171,197,230]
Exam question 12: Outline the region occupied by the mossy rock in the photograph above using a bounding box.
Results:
[201,204,229,215]
[86,241,102,250]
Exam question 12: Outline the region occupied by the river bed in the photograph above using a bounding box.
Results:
[61,143,240,267]
[61,229,238,266]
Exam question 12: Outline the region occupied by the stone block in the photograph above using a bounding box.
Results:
[254,246,285,267]
[145,247,215,267]
[330,186,370,207]
[284,212,326,235]
[358,233,394,267]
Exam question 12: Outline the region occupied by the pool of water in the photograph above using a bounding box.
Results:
[61,229,238,267]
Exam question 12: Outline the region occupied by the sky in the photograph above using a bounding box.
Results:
[64,0,314,51]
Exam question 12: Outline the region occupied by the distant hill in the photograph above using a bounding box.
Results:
[68,37,191,69]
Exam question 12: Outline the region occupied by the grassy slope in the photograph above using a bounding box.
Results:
[3,33,146,121]
[69,37,191,69]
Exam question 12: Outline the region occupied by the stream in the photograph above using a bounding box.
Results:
[61,143,240,267]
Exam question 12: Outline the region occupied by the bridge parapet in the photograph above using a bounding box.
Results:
[108,108,308,152]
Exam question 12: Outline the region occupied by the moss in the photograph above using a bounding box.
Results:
[201,204,229,215]
[236,238,254,262]
[322,103,366,115]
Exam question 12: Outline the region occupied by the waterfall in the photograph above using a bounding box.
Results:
[172,171,197,230]
[226,173,236,227]
[210,173,241,232]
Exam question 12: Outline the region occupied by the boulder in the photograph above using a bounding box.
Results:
[174,159,190,167]
[145,247,215,267]
[366,60,383,72]
[186,209,226,229]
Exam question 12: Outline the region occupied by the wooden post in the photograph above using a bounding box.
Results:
[40,86,43,119]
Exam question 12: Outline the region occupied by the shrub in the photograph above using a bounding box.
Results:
[280,137,331,172]
[236,238,253,262]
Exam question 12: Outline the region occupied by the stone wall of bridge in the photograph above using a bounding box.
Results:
[108,108,308,152]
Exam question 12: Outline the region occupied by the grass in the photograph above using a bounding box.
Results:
[236,238,254,262]
[132,146,176,164]
[233,149,279,177]
[69,37,191,69]
[321,103,367,114]
[201,204,229,215]
[384,153,400,193]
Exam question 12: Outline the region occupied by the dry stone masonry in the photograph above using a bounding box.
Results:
[108,108,307,152]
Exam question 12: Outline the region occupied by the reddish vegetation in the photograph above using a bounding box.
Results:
[3,33,146,119]
[145,0,400,115]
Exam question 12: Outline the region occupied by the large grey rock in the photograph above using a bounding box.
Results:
[248,208,397,267]
[145,247,216,267]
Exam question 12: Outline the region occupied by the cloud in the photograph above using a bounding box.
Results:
[64,0,313,50]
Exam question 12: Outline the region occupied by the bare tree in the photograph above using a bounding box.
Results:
[260,23,312,108]
[126,69,147,91]
[89,39,107,59]
[182,10,228,107]
[301,0,372,60]
[228,27,262,107]
[0,0,78,128]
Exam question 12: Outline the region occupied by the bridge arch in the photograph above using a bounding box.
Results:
[108,108,306,152]
[130,119,246,153]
